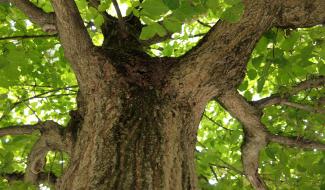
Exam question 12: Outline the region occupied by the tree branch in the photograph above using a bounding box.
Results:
[216,87,325,189]
[203,113,233,131]
[217,90,268,190]
[0,123,41,137]
[8,0,57,34]
[1,171,57,185]
[167,1,277,101]
[50,0,93,61]
[0,120,73,184]
[0,86,77,121]
[253,76,325,109]
[0,34,57,41]
[268,134,325,150]
[23,121,72,184]
[111,0,127,38]
[274,0,325,28]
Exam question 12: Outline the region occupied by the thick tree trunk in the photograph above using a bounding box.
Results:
[56,82,201,189]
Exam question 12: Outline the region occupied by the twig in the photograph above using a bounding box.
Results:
[209,165,218,181]
[197,20,212,28]
[111,0,127,37]
[0,34,57,41]
[0,86,77,121]
[203,113,233,131]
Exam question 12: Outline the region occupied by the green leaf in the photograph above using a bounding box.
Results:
[139,25,156,40]
[98,0,111,12]
[162,0,180,10]
[221,2,244,23]
[141,0,169,20]
[238,80,248,91]
[247,69,257,80]
[163,18,182,33]
[94,15,104,27]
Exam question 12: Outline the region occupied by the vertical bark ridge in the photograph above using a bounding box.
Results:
[57,87,200,190]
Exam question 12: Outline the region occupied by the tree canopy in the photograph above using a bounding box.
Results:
[0,0,324,189]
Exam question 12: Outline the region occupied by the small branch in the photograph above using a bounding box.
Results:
[0,34,57,41]
[0,123,41,137]
[212,157,243,175]
[9,0,57,33]
[241,137,267,190]
[111,0,127,37]
[255,97,325,113]
[197,20,212,28]
[111,0,123,21]
[268,134,325,151]
[0,86,77,121]
[253,76,325,109]
[209,165,218,181]
[203,113,233,131]
[281,100,324,113]
[290,76,325,95]
[1,171,57,185]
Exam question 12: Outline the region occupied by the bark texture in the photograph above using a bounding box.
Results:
[1,0,325,189]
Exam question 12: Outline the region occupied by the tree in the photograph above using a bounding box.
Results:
[0,0,324,189]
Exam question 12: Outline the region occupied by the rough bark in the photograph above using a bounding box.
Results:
[57,87,200,189]
[2,0,325,189]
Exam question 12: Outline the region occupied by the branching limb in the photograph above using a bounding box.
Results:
[217,90,268,190]
[50,0,93,61]
[24,121,69,183]
[8,0,57,33]
[268,134,325,150]
[0,121,73,184]
[1,171,57,185]
[275,0,325,28]
[242,138,267,190]
[167,1,276,100]
[216,88,325,189]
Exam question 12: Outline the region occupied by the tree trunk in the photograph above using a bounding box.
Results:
[56,79,202,189]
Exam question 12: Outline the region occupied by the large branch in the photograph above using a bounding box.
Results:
[166,1,276,101]
[0,121,73,184]
[167,0,325,102]
[275,0,325,28]
[6,0,57,33]
[217,90,268,190]
[50,0,93,62]
[216,88,325,189]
